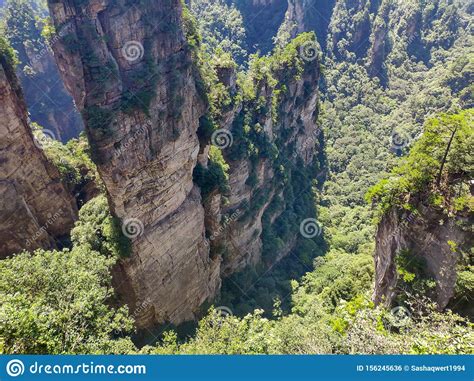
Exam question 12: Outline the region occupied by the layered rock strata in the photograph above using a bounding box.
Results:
[0,47,77,258]
[47,0,220,328]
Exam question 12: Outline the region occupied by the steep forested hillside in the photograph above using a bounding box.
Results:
[0,0,472,355]
[0,0,83,141]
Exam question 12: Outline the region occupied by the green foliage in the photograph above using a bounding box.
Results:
[292,251,374,314]
[454,267,474,304]
[120,57,159,115]
[0,36,18,68]
[225,33,318,161]
[39,129,100,188]
[340,298,474,355]
[71,195,131,258]
[190,0,248,66]
[193,146,230,199]
[367,110,474,216]
[1,0,47,66]
[196,114,216,142]
[2,0,473,356]
[0,247,136,354]
[147,291,473,354]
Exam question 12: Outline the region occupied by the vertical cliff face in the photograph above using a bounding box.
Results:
[200,37,322,276]
[283,0,336,50]
[46,0,322,329]
[370,108,473,313]
[374,204,472,310]
[0,44,77,259]
[47,0,220,328]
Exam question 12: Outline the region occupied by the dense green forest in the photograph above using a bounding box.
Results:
[0,0,472,354]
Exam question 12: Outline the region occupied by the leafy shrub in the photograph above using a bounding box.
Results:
[71,195,131,258]
[193,146,230,198]
[0,247,135,354]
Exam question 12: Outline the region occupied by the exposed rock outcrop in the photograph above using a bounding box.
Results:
[47,0,322,329]
[202,44,322,276]
[374,205,473,309]
[283,0,336,50]
[0,45,77,259]
[47,0,220,328]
